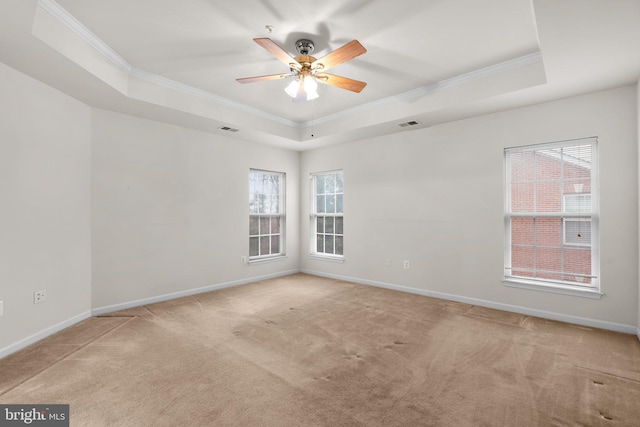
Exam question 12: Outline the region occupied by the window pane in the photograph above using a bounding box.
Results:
[336,194,343,213]
[535,149,562,180]
[564,247,592,283]
[325,235,334,254]
[564,219,591,246]
[511,218,533,246]
[535,247,562,279]
[336,173,344,193]
[271,216,280,234]
[325,217,334,234]
[260,236,270,255]
[317,234,324,253]
[258,194,268,214]
[510,151,534,182]
[535,181,561,212]
[335,236,343,255]
[326,194,336,213]
[511,182,534,212]
[511,245,534,273]
[335,217,343,235]
[260,217,270,235]
[270,195,280,214]
[564,193,591,213]
[536,218,562,247]
[316,175,325,195]
[271,236,280,254]
[317,217,324,233]
[317,195,326,213]
[324,174,335,194]
[249,217,259,235]
[250,237,259,256]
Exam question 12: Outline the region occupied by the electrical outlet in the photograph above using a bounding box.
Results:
[241,256,247,264]
[403,260,410,269]
[34,290,46,304]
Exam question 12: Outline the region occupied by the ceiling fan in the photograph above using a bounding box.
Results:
[236,38,367,102]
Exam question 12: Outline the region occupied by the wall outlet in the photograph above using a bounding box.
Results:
[34,289,46,304]
[241,256,247,264]
[403,260,410,269]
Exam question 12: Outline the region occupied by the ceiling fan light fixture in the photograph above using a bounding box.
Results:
[285,76,318,101]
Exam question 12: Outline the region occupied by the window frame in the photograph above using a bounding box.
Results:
[310,170,344,261]
[503,137,601,298]
[249,169,286,263]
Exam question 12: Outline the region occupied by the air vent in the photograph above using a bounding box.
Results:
[219,126,239,132]
[398,120,420,127]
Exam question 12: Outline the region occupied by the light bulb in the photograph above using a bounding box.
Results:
[304,77,319,100]
[285,79,300,98]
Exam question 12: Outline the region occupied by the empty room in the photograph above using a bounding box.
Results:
[1,0,640,425]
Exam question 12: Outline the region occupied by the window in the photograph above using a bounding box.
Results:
[249,169,285,260]
[311,171,344,258]
[504,137,599,294]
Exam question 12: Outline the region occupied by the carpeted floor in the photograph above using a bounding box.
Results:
[1,273,639,426]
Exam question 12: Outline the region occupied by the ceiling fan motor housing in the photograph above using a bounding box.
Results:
[295,39,314,55]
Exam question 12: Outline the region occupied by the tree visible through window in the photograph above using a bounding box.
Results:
[504,138,598,290]
[311,171,344,257]
[249,169,285,259]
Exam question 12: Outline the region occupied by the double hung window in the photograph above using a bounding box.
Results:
[249,169,285,260]
[504,137,599,294]
[311,171,344,258]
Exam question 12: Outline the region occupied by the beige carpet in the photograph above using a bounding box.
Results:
[1,273,639,426]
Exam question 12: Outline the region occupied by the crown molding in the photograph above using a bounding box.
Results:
[37,0,543,132]
[301,51,543,127]
[37,0,297,128]
[38,0,132,73]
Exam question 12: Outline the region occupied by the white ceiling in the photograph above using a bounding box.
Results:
[1,0,639,150]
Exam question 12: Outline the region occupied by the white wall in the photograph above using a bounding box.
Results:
[91,109,299,310]
[637,79,640,339]
[0,62,92,353]
[301,85,639,328]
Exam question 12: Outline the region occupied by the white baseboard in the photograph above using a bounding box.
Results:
[0,310,92,360]
[302,269,638,336]
[92,269,300,316]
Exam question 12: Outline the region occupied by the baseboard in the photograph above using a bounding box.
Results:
[0,310,92,359]
[92,269,301,316]
[302,269,638,336]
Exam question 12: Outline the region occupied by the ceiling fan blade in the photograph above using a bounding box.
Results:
[315,73,367,93]
[312,40,366,71]
[236,73,293,84]
[253,38,301,69]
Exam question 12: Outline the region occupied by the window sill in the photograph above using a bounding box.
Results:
[503,278,603,299]
[248,255,287,265]
[308,254,345,264]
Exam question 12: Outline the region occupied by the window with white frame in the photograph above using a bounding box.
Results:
[249,169,285,260]
[311,171,344,257]
[504,137,599,292]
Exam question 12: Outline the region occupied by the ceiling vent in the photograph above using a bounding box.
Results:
[398,120,420,127]
[219,126,239,132]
